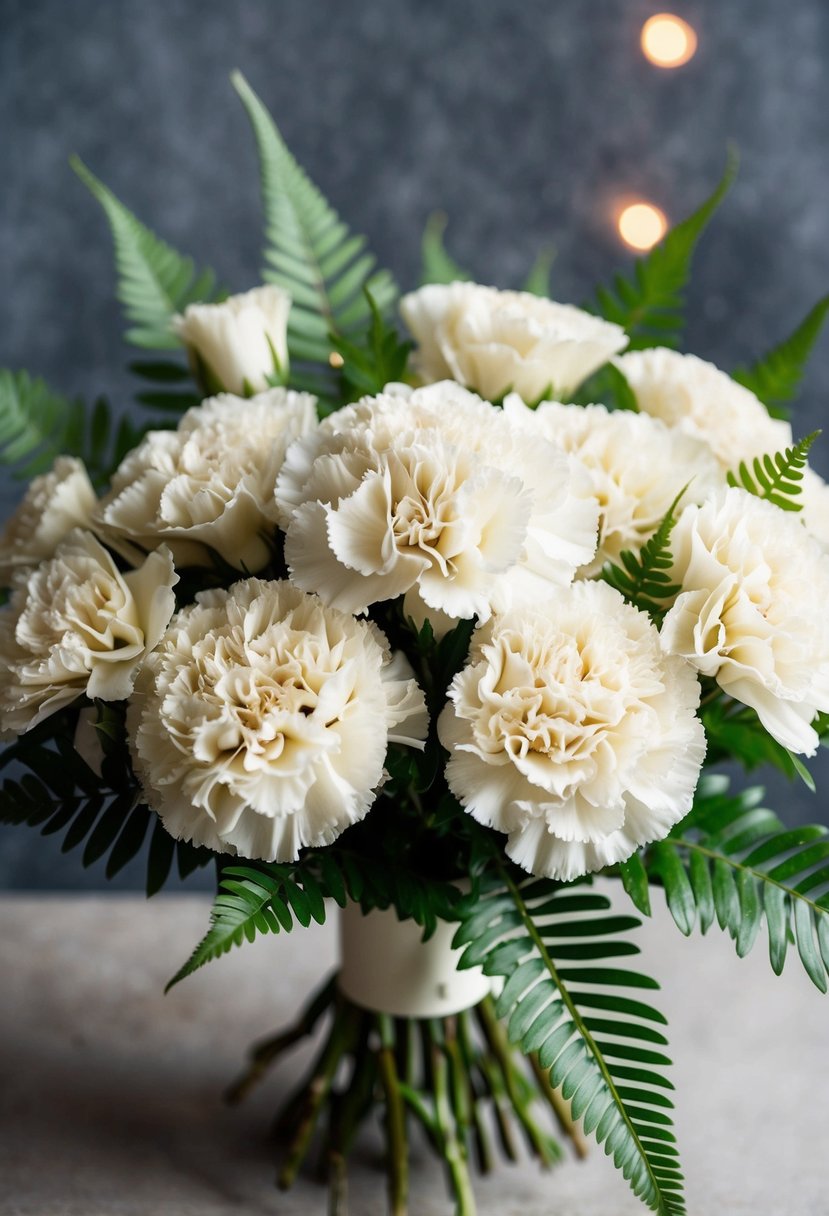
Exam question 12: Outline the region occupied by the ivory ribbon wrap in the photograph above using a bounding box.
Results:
[338,901,492,1018]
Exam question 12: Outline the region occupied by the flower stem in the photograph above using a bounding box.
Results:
[277,999,359,1191]
[429,1019,477,1216]
[378,1014,409,1216]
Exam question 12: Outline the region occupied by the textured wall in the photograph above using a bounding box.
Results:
[1,0,828,888]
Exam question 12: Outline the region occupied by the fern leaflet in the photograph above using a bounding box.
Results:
[726,431,819,510]
[601,490,684,618]
[231,71,397,400]
[732,294,829,415]
[455,867,684,1215]
[71,156,222,350]
[592,149,737,349]
[420,212,470,286]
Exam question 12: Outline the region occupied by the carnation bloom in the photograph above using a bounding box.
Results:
[0,530,177,734]
[96,388,317,571]
[276,382,599,623]
[504,396,724,575]
[661,486,829,754]
[439,581,705,881]
[129,579,428,862]
[400,282,627,402]
[800,467,829,551]
[172,285,291,396]
[0,456,97,582]
[616,347,792,469]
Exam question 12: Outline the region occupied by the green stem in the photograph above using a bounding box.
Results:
[429,1020,477,1216]
[456,1009,494,1175]
[225,974,336,1105]
[476,997,561,1167]
[378,1014,409,1216]
[277,1001,359,1191]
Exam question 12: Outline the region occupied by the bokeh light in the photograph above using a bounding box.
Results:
[641,14,698,68]
[617,201,669,251]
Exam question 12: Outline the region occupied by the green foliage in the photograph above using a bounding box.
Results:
[702,699,816,790]
[601,491,684,619]
[568,361,639,411]
[0,370,168,488]
[0,708,210,893]
[420,212,470,286]
[522,246,556,297]
[726,431,819,511]
[71,156,222,350]
[455,867,683,1215]
[733,295,829,417]
[330,290,412,403]
[231,71,397,401]
[592,149,737,350]
[167,851,463,990]
[626,776,829,991]
[0,370,84,479]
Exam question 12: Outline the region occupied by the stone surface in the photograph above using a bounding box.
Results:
[1,890,827,1215]
[1,1,828,877]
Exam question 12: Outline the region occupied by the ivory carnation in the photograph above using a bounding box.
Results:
[96,388,317,571]
[276,382,599,622]
[0,457,97,582]
[800,468,829,550]
[400,282,627,402]
[438,581,705,881]
[504,396,724,575]
[616,347,792,469]
[173,285,291,396]
[0,530,177,734]
[129,579,428,862]
[661,486,829,754]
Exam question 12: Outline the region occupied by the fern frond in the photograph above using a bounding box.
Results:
[591,149,737,349]
[420,212,470,286]
[733,294,829,415]
[166,851,461,990]
[726,431,819,511]
[71,157,222,350]
[231,72,397,398]
[601,489,684,618]
[625,776,829,992]
[455,867,684,1215]
[0,370,85,479]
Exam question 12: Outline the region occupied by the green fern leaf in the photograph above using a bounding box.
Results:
[231,72,397,396]
[71,156,222,350]
[601,489,685,619]
[0,370,85,479]
[420,211,470,286]
[732,295,829,416]
[591,148,737,349]
[455,866,684,1215]
[626,776,829,992]
[726,431,819,511]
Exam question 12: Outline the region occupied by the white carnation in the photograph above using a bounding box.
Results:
[276,382,599,623]
[661,486,829,754]
[96,388,317,571]
[617,347,792,469]
[438,581,705,882]
[172,285,291,396]
[400,282,627,402]
[0,456,97,582]
[504,396,724,575]
[0,530,178,734]
[129,578,428,862]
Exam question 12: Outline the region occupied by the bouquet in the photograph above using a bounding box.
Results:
[3,73,829,1216]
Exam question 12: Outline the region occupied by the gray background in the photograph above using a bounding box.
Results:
[1,0,827,888]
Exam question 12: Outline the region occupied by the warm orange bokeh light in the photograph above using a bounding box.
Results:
[617,202,668,251]
[641,14,698,68]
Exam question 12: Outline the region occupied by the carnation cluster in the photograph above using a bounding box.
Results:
[3,273,829,880]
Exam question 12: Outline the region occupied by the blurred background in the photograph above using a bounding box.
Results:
[1,0,827,888]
